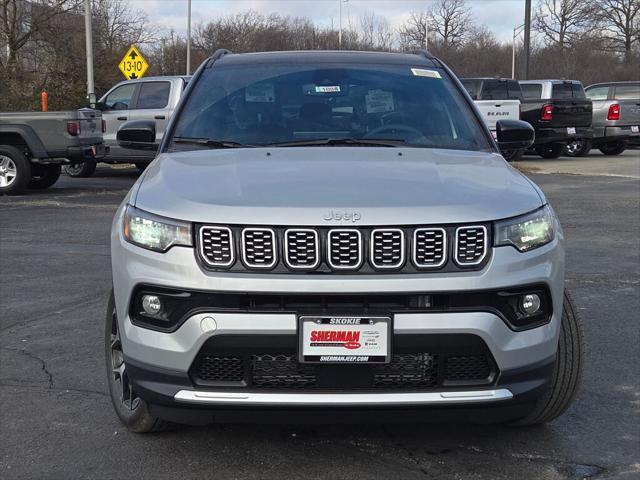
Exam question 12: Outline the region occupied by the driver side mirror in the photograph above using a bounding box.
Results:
[117,120,157,151]
[495,119,535,150]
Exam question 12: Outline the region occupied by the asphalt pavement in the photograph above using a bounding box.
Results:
[1,151,639,479]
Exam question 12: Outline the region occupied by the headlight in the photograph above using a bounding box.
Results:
[123,205,192,252]
[494,205,555,252]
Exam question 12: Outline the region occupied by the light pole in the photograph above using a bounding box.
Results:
[339,0,348,49]
[186,0,191,75]
[84,0,95,106]
[512,24,525,79]
[523,0,532,79]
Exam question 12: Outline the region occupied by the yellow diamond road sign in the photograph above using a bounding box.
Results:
[119,45,148,80]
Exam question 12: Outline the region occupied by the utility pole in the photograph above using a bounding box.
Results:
[512,24,525,79]
[523,0,532,80]
[339,0,348,49]
[84,0,95,106]
[425,14,429,50]
[186,0,191,75]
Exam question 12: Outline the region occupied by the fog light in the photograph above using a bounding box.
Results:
[520,294,541,315]
[142,295,162,315]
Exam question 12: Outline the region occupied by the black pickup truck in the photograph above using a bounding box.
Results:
[519,80,593,159]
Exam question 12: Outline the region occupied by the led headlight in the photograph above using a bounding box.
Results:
[123,205,192,252]
[495,205,555,252]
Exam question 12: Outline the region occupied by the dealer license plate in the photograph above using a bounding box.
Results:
[631,126,639,133]
[299,316,391,364]
[567,127,576,135]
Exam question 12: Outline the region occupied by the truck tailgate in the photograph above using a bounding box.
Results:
[618,100,640,126]
[474,100,520,130]
[76,108,102,143]
[548,100,592,128]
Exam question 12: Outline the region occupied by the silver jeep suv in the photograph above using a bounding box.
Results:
[107,50,584,432]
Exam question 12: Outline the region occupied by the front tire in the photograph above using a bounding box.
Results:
[512,291,584,426]
[535,143,564,159]
[28,164,62,189]
[564,139,592,157]
[105,292,168,433]
[599,141,626,156]
[0,144,31,195]
[64,161,96,178]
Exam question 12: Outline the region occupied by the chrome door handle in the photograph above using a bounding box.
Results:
[154,115,166,120]
[117,116,127,121]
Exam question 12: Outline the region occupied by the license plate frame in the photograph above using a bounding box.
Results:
[631,126,639,133]
[298,316,391,364]
[567,127,576,135]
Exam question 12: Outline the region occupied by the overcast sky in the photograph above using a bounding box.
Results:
[129,0,526,43]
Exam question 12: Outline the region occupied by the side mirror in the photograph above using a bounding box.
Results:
[495,119,535,150]
[94,101,107,111]
[117,120,157,150]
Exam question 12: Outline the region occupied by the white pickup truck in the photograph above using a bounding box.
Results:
[460,78,523,161]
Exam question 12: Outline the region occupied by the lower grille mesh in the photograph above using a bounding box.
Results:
[445,355,491,382]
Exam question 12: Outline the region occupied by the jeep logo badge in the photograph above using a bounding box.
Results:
[323,210,362,222]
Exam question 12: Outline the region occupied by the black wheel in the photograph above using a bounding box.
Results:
[105,292,168,433]
[598,141,626,156]
[501,149,524,162]
[535,143,564,159]
[134,163,148,173]
[28,164,62,189]
[563,139,592,157]
[512,291,584,426]
[0,144,31,195]
[64,161,96,178]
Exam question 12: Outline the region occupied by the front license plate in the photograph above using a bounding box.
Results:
[631,126,639,133]
[567,127,576,135]
[299,316,391,364]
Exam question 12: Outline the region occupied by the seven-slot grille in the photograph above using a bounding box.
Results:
[327,229,362,269]
[242,228,277,268]
[371,229,404,268]
[413,228,446,268]
[455,226,487,265]
[199,226,234,266]
[284,229,320,269]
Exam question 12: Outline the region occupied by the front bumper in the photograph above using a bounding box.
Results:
[111,204,564,413]
[533,126,593,145]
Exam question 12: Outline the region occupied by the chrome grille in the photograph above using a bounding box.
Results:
[284,229,320,269]
[327,229,362,270]
[413,228,446,268]
[371,229,404,269]
[242,228,277,268]
[455,226,487,265]
[199,226,234,267]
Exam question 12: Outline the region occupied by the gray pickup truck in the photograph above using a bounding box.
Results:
[0,108,104,195]
[64,76,190,178]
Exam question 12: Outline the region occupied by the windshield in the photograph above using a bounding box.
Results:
[169,62,491,152]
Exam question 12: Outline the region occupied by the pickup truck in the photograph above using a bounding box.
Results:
[0,109,104,195]
[64,76,190,178]
[460,77,524,161]
[519,80,593,159]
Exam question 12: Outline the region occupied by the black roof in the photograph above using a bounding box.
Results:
[211,50,439,68]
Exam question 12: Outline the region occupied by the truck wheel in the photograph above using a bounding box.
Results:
[64,161,96,178]
[564,139,592,157]
[599,141,626,156]
[0,145,31,195]
[28,164,62,189]
[535,143,564,159]
[105,292,169,433]
[501,149,524,162]
[512,291,584,426]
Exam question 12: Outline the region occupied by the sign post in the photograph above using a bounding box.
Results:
[118,45,149,80]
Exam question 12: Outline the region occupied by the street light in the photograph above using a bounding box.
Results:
[339,0,348,49]
[512,24,525,80]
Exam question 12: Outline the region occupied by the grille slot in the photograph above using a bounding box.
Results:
[193,356,244,383]
[252,354,317,388]
[371,229,404,269]
[199,226,234,267]
[445,355,492,383]
[413,228,446,268]
[242,228,277,268]
[284,229,320,269]
[327,229,362,270]
[455,226,487,266]
[373,353,438,387]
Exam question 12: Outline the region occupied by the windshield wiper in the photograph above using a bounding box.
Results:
[267,138,406,148]
[172,137,257,148]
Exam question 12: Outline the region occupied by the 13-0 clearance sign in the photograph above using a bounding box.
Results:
[118,45,149,80]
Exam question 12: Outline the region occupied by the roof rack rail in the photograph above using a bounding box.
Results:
[205,49,232,68]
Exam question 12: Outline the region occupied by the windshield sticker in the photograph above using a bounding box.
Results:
[411,68,442,79]
[245,83,275,103]
[315,85,341,93]
[365,89,395,114]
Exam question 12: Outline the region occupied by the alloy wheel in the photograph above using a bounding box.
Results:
[566,140,582,155]
[109,310,140,411]
[0,155,17,187]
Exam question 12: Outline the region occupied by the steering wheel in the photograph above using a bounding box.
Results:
[363,124,425,140]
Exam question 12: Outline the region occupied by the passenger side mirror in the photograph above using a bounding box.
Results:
[117,120,157,150]
[94,101,107,111]
[495,119,535,150]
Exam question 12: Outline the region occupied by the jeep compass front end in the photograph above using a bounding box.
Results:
[107,50,583,432]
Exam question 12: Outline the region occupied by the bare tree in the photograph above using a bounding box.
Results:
[591,0,640,64]
[429,0,473,48]
[534,0,595,48]
[397,11,429,50]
